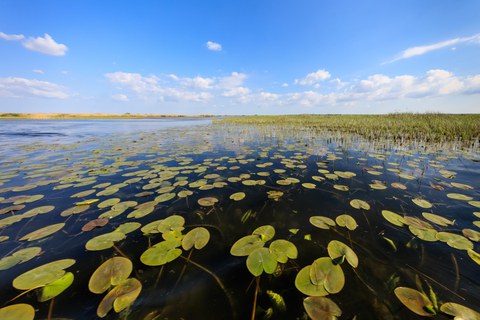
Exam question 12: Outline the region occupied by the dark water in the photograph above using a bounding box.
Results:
[0,120,479,319]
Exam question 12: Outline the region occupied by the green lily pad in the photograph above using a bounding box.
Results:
[82,218,109,231]
[229,192,246,201]
[0,256,22,271]
[463,229,480,242]
[422,212,454,226]
[267,190,284,201]
[409,226,438,242]
[381,210,406,227]
[333,184,349,191]
[404,216,433,229]
[246,247,278,276]
[178,190,193,198]
[467,249,480,265]
[154,192,176,203]
[21,205,55,218]
[295,265,328,297]
[97,278,142,318]
[88,257,132,294]
[469,201,480,208]
[13,259,76,290]
[253,225,275,241]
[197,197,218,206]
[157,215,185,233]
[115,222,141,234]
[349,199,370,210]
[335,214,358,231]
[394,287,435,317]
[97,198,121,209]
[302,183,316,189]
[391,182,407,190]
[412,198,433,209]
[327,240,358,268]
[447,193,473,201]
[440,302,480,320]
[230,235,265,256]
[310,257,345,294]
[140,240,182,266]
[269,239,298,263]
[19,223,65,241]
[303,296,342,320]
[436,232,473,250]
[39,271,74,302]
[310,216,336,229]
[85,232,126,251]
[182,227,210,250]
[0,304,35,320]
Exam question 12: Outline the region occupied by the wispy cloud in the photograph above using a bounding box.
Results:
[294,69,331,86]
[0,31,68,56]
[0,77,69,99]
[112,94,129,102]
[385,33,480,63]
[206,41,222,51]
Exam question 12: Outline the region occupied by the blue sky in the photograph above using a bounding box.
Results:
[1,1,479,115]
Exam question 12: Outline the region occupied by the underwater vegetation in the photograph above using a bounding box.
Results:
[0,121,479,319]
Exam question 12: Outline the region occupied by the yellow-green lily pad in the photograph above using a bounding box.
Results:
[182,227,210,250]
[0,304,35,320]
[88,257,132,294]
[349,199,370,210]
[394,287,435,317]
[97,278,142,318]
[327,240,358,268]
[246,247,278,276]
[13,259,75,290]
[303,296,342,320]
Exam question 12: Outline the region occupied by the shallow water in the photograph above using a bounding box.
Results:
[0,120,479,319]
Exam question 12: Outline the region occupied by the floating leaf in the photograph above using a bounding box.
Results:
[21,205,54,218]
[39,271,74,302]
[88,257,132,294]
[197,197,218,206]
[398,173,416,180]
[412,198,433,209]
[310,257,345,294]
[447,193,473,201]
[156,215,185,233]
[391,182,407,190]
[267,190,284,201]
[333,184,349,191]
[85,232,126,251]
[450,182,474,190]
[295,265,328,297]
[182,227,210,250]
[421,212,454,226]
[436,232,473,250]
[0,304,35,320]
[381,210,405,227]
[97,198,121,209]
[310,216,336,229]
[269,239,298,263]
[20,223,65,241]
[467,249,480,265]
[246,247,278,276]
[394,287,435,317]
[404,216,433,229]
[75,199,99,206]
[82,218,109,231]
[230,235,265,256]
[302,183,316,189]
[335,215,358,231]
[13,259,75,290]
[253,225,275,241]
[303,296,342,320]
[409,226,438,242]
[327,240,358,268]
[140,240,182,266]
[440,302,480,320]
[349,199,370,210]
[97,278,142,318]
[229,192,246,201]
[469,201,480,208]
[154,192,176,203]
[463,229,480,242]
[178,190,193,198]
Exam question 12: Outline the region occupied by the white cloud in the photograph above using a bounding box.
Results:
[22,34,68,56]
[179,76,215,90]
[206,41,222,51]
[281,83,289,87]
[0,77,69,99]
[32,69,44,74]
[386,33,480,63]
[112,94,129,102]
[295,69,331,86]
[0,32,24,41]
[217,72,247,89]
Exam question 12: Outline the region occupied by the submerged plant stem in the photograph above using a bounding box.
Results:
[113,244,128,259]
[154,265,164,288]
[251,276,260,320]
[451,253,460,292]
[48,298,54,320]
[174,249,193,290]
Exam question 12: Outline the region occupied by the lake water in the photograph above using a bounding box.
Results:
[0,119,479,320]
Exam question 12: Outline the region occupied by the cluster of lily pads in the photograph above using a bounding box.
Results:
[0,123,479,319]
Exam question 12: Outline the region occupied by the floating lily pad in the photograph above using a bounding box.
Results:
[82,218,109,231]
[409,226,438,242]
[436,232,473,250]
[447,193,473,201]
[253,225,275,241]
[327,240,358,268]
[412,198,433,209]
[97,198,121,209]
[310,216,336,229]
[197,197,218,206]
[115,222,141,234]
[295,265,328,297]
[333,184,349,191]
[302,183,316,189]
[394,287,435,317]
[97,278,142,318]
[463,229,480,242]
[85,232,126,251]
[21,205,55,218]
[349,199,370,210]
[20,223,65,241]
[89,257,132,294]
[13,259,75,290]
[440,302,480,320]
[39,271,74,302]
[157,215,185,233]
[382,210,406,227]
[230,235,265,256]
[246,247,278,276]
[335,215,358,231]
[269,239,298,263]
[310,257,345,294]
[0,304,35,320]
[450,182,474,190]
[467,249,480,265]
[422,212,454,226]
[469,201,480,208]
[182,227,210,250]
[303,296,342,320]
[391,182,407,190]
[267,190,284,201]
[229,192,246,201]
[140,240,182,266]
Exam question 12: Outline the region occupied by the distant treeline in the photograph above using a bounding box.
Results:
[218,113,480,143]
[0,113,216,119]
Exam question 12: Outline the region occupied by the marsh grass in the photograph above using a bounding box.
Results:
[219,113,480,144]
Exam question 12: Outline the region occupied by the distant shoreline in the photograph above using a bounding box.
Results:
[0,113,216,119]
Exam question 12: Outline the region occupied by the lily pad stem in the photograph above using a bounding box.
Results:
[48,297,54,320]
[154,265,164,288]
[113,244,128,259]
[251,276,260,320]
[174,249,194,290]
[3,287,37,306]
[451,253,460,292]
